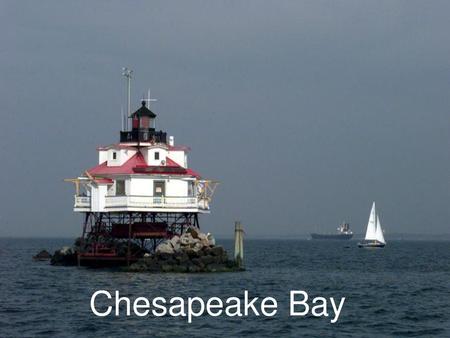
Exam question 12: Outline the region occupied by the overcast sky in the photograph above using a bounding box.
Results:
[0,0,449,237]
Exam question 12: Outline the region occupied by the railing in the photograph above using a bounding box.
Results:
[120,130,167,143]
[104,195,207,209]
[74,195,90,208]
[73,195,209,210]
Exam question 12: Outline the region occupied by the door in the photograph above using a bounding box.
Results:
[153,181,165,197]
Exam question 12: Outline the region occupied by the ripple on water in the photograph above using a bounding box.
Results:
[0,239,449,337]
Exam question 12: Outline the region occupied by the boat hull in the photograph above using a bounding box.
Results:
[357,241,385,248]
[311,233,353,240]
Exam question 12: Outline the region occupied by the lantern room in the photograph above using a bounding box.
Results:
[120,101,167,144]
[131,100,156,129]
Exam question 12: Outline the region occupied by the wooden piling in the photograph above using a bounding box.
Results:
[234,221,244,268]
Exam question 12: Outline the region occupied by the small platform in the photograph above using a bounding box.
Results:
[111,222,170,239]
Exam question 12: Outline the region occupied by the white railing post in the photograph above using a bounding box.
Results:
[101,195,207,210]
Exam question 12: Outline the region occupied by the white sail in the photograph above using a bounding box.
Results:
[364,202,377,240]
[375,215,386,244]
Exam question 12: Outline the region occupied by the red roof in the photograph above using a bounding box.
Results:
[88,152,147,175]
[165,157,182,167]
[87,152,200,178]
[166,157,201,178]
[94,178,113,184]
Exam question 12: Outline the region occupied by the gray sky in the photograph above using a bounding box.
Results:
[0,0,449,237]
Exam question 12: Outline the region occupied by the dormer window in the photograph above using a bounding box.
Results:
[112,152,117,160]
[155,152,160,160]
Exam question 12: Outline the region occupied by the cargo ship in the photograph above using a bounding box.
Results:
[311,222,353,240]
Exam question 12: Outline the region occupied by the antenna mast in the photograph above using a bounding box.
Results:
[121,106,125,131]
[122,67,133,125]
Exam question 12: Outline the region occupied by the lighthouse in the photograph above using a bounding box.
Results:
[66,84,217,266]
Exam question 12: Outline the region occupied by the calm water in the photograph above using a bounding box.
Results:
[0,238,449,337]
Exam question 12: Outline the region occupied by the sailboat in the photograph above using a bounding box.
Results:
[358,202,386,248]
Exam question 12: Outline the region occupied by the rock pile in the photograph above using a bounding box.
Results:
[50,246,78,266]
[32,249,52,261]
[34,228,242,273]
[155,228,215,254]
[128,228,240,273]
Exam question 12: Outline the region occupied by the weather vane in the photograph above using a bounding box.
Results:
[142,89,157,108]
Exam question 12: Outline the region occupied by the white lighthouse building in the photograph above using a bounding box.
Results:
[66,95,217,265]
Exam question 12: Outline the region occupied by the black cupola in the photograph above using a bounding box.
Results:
[131,101,157,129]
[120,100,167,144]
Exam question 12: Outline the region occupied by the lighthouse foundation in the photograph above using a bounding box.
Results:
[77,211,200,266]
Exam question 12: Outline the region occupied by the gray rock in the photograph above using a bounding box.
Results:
[156,252,172,261]
[165,257,177,265]
[226,260,238,269]
[60,246,73,255]
[210,246,224,256]
[142,257,155,266]
[172,264,188,273]
[128,261,147,272]
[156,241,174,254]
[205,264,225,272]
[180,233,194,246]
[161,264,174,272]
[33,250,52,260]
[170,235,180,245]
[185,248,199,259]
[200,255,215,265]
[175,252,189,264]
[206,233,216,246]
[186,227,200,239]
[146,261,162,272]
[192,242,203,252]
[50,248,78,266]
[219,253,230,263]
[188,264,201,273]
[191,257,205,268]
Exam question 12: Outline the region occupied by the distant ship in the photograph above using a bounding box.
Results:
[311,222,353,240]
[358,202,386,248]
